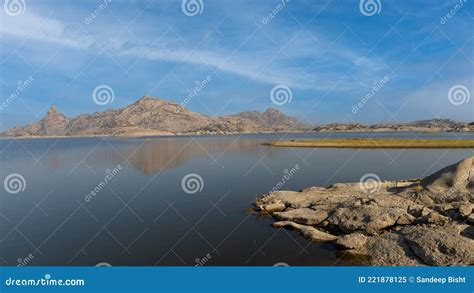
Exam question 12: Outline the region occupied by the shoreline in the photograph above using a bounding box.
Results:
[263,138,474,149]
[253,157,474,266]
[1,130,473,141]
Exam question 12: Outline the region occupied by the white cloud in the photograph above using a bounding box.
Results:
[0,12,94,49]
[0,11,386,92]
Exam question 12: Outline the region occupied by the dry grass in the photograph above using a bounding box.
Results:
[262,138,474,149]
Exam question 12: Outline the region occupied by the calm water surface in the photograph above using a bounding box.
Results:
[1,132,473,266]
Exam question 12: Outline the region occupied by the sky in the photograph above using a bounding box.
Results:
[0,0,473,130]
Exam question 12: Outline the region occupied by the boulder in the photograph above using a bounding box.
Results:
[419,211,450,225]
[253,156,474,266]
[273,208,329,225]
[328,205,410,234]
[459,203,473,217]
[422,157,473,201]
[336,233,367,250]
[272,221,337,242]
[261,201,286,212]
[365,233,423,266]
[401,225,474,266]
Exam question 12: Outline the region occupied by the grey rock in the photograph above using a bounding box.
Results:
[261,202,286,213]
[420,211,450,225]
[273,208,329,225]
[365,233,423,266]
[401,225,474,266]
[459,203,473,217]
[328,205,409,234]
[336,233,368,250]
[272,221,337,242]
[254,156,474,266]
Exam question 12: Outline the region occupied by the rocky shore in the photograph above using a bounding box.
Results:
[254,157,474,266]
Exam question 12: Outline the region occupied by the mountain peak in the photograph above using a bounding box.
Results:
[47,105,59,115]
[3,95,305,137]
[263,107,283,115]
[44,106,68,120]
[139,95,156,101]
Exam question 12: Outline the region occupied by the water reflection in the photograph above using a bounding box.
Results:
[0,133,472,266]
[95,138,280,174]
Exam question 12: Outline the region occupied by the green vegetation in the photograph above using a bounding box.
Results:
[262,138,474,149]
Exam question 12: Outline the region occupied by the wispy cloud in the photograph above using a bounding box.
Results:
[0,12,94,49]
[0,0,471,126]
[0,9,386,91]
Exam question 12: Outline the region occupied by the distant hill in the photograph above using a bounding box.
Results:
[2,96,472,138]
[313,119,473,133]
[1,96,309,137]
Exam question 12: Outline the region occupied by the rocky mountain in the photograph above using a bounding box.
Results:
[313,119,474,132]
[1,96,309,137]
[3,96,471,138]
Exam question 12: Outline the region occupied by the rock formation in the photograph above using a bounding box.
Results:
[1,96,308,137]
[254,157,474,266]
[313,119,474,132]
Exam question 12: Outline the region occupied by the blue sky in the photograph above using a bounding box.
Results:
[0,0,472,130]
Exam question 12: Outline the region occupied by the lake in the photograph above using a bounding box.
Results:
[1,132,473,266]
